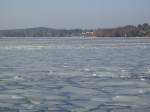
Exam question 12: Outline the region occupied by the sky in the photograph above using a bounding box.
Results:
[0,0,150,30]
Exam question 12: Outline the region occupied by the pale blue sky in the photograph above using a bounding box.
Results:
[0,0,150,29]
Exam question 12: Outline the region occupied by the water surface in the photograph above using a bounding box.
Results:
[0,37,150,112]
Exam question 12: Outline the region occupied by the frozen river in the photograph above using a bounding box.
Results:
[0,37,150,112]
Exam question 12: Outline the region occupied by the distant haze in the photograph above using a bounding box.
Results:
[0,0,150,30]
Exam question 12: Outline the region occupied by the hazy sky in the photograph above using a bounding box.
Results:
[0,0,150,29]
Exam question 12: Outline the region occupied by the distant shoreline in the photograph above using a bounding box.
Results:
[0,23,150,37]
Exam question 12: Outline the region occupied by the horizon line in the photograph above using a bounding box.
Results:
[0,23,149,31]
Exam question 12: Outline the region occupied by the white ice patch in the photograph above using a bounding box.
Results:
[112,95,150,106]
[13,76,24,81]
[84,68,90,72]
[11,95,24,99]
[140,78,145,81]
[92,74,97,76]
[0,45,46,50]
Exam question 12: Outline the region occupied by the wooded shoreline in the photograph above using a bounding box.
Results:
[0,23,150,37]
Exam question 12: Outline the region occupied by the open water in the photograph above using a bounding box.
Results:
[0,37,150,112]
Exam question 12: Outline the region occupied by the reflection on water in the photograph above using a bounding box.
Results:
[0,37,150,112]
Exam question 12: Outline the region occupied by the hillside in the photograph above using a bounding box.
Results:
[0,27,83,37]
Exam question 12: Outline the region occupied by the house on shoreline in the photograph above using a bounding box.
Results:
[82,31,95,37]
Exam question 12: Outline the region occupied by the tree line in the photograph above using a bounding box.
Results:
[0,23,150,37]
[87,23,150,37]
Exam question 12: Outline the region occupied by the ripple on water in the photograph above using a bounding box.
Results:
[0,37,150,111]
[112,95,150,107]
